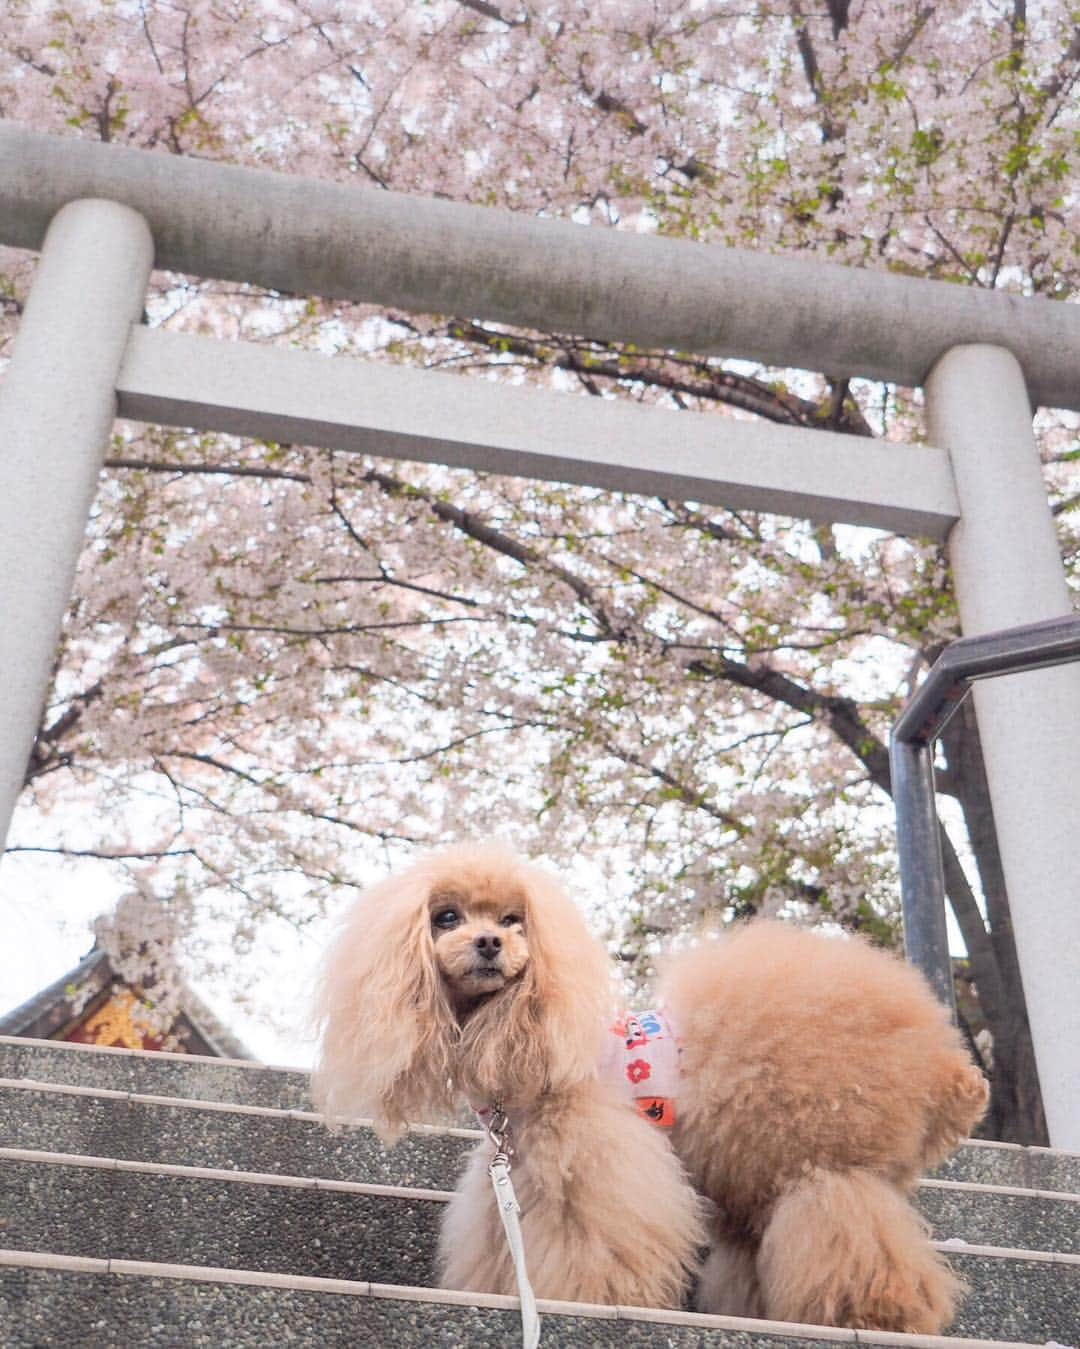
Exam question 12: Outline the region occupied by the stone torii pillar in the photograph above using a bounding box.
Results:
[927,345,1080,1149]
[0,198,153,841]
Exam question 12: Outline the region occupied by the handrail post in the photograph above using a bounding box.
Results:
[889,735,956,1017]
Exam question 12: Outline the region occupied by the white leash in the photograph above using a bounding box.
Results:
[483,1103,541,1348]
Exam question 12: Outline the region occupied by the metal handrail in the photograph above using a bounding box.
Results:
[890,613,1080,1017]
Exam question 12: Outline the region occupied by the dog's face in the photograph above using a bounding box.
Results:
[428,878,530,1013]
[312,843,615,1135]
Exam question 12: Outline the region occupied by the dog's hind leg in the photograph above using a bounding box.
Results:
[694,1234,763,1318]
[757,1167,962,1333]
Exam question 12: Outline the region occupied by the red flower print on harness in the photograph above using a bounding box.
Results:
[604,1009,681,1128]
[626,1058,651,1085]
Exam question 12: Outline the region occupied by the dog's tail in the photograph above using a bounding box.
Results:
[921,1056,990,1171]
[757,1167,963,1333]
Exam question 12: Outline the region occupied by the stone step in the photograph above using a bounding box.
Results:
[0,1147,445,1287]
[0,1250,1059,1349]
[4,1035,1077,1196]
[0,1034,309,1112]
[917,1178,1079,1255]
[0,1077,476,1192]
[1,1149,1077,1343]
[933,1136,1080,1195]
[3,1080,1078,1257]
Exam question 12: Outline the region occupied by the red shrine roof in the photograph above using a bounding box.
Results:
[0,947,252,1059]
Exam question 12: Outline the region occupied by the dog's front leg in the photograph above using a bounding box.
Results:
[438,1087,705,1310]
[437,1140,519,1294]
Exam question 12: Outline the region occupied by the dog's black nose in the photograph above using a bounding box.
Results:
[474,934,502,960]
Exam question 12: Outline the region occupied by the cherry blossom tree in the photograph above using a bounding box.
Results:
[2,0,1078,1142]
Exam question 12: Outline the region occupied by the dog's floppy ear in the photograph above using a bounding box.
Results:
[310,863,455,1141]
[521,861,616,1084]
[458,859,614,1107]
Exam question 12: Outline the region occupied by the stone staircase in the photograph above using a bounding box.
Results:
[1,1035,1076,1348]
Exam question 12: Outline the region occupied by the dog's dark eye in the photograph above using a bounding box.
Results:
[499,913,522,928]
[433,909,460,929]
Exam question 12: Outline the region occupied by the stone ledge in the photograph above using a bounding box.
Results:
[0,1252,1057,1349]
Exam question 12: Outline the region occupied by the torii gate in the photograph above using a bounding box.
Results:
[1,122,1077,1148]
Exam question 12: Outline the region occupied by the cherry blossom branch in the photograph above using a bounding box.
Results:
[104,457,311,483]
[890,5,936,66]
[442,320,873,433]
[4,845,197,860]
[25,680,105,785]
[453,0,527,27]
[161,750,264,788]
[600,741,748,833]
[1038,25,1080,127]
[362,467,626,638]
[661,501,758,545]
[938,827,1008,1023]
[790,0,843,144]
[685,651,892,791]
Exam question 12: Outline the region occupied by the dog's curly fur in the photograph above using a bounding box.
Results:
[311,842,988,1330]
[661,922,989,1329]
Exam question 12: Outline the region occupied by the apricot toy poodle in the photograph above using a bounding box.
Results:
[312,842,988,1332]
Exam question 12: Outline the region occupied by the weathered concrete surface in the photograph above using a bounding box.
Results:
[928,344,1080,1152]
[0,1080,475,1190]
[3,1041,1080,1344]
[0,198,153,853]
[4,1083,1079,1254]
[117,326,960,538]
[0,1262,885,1349]
[3,122,1080,409]
[0,1036,309,1110]
[2,1153,1079,1341]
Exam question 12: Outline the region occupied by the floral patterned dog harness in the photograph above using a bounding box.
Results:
[599,1008,681,1128]
[474,1008,683,1134]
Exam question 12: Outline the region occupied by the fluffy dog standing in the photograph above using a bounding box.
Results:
[312,843,987,1330]
[311,843,706,1308]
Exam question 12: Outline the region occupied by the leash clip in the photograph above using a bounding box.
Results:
[481,1098,540,1347]
[484,1099,514,1169]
